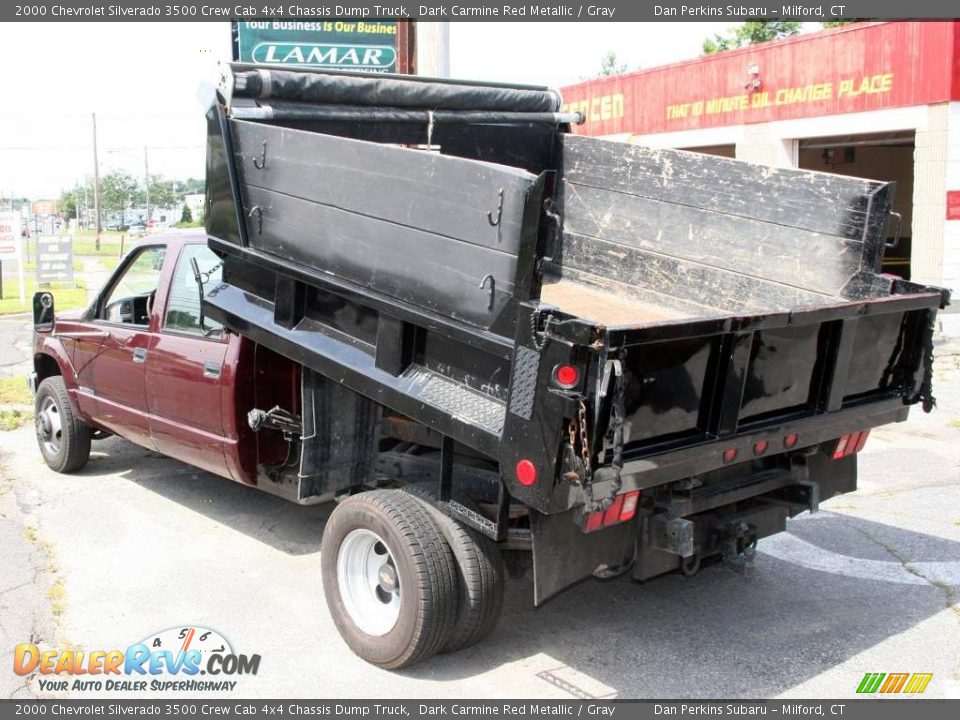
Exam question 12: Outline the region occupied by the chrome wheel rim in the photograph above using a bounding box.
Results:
[336,528,401,636]
[36,395,63,457]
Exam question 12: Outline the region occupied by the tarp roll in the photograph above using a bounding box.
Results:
[232,69,563,112]
[230,102,582,125]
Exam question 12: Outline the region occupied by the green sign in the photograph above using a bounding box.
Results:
[234,21,399,73]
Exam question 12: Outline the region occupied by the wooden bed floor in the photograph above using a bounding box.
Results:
[539,280,691,326]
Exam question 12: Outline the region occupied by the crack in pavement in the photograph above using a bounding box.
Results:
[850,520,960,680]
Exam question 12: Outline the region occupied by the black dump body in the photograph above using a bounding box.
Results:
[204,66,948,600]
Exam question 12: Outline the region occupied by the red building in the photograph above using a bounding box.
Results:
[561,22,960,292]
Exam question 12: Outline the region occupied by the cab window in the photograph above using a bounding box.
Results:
[164,244,224,337]
[100,246,166,325]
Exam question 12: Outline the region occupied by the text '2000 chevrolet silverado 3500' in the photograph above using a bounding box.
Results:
[29,66,950,669]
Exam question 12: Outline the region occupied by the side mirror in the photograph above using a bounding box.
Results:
[33,291,55,331]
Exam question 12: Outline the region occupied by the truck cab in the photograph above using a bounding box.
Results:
[29,233,296,484]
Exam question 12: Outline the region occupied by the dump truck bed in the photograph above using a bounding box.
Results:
[203,66,947,532]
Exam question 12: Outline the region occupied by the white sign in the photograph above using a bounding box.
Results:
[0,211,26,306]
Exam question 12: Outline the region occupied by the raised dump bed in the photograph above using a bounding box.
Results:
[204,65,947,607]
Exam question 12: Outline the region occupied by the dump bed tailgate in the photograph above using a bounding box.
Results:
[538,134,947,485]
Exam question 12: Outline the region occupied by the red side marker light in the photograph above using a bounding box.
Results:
[723,448,738,463]
[516,459,537,486]
[784,433,799,449]
[753,440,768,456]
[554,365,580,389]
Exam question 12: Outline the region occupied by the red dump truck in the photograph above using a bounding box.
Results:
[29,66,949,669]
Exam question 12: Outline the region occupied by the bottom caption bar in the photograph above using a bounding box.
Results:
[0,701,955,720]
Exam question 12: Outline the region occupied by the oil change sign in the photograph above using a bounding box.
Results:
[233,20,399,73]
[36,235,74,284]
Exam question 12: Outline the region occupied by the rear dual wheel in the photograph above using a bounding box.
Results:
[320,489,504,668]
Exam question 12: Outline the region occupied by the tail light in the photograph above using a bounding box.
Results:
[583,490,641,533]
[784,433,799,449]
[753,440,768,456]
[832,430,870,460]
[553,364,580,389]
[515,459,537,486]
[722,448,738,463]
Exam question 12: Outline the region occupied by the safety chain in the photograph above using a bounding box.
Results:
[577,360,626,514]
[915,310,938,413]
[530,311,553,352]
[198,261,223,285]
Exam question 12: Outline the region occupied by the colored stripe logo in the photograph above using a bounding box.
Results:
[857,672,933,694]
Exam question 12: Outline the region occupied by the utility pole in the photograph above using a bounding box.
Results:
[92,113,102,250]
[417,22,450,77]
[143,146,150,228]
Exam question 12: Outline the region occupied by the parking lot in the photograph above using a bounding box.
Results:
[1,311,959,700]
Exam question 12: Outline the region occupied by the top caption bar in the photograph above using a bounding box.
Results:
[4,1,960,22]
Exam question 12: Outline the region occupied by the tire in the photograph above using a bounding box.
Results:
[320,490,459,669]
[407,487,505,653]
[34,376,91,474]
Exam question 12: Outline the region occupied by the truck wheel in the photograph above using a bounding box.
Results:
[34,377,91,474]
[320,490,459,669]
[434,512,504,653]
[406,488,506,653]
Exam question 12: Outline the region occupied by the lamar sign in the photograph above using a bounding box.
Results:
[251,42,397,70]
[234,21,406,73]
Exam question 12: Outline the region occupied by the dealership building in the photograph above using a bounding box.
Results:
[560,21,960,306]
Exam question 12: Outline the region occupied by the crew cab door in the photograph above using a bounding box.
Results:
[73,244,167,448]
[146,243,230,476]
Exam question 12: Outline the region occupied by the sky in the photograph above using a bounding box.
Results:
[0,21,746,200]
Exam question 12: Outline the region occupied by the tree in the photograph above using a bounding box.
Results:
[176,177,205,199]
[57,180,94,223]
[180,203,193,224]
[821,20,861,28]
[134,174,176,209]
[99,170,138,225]
[58,188,77,221]
[597,50,628,78]
[702,21,801,54]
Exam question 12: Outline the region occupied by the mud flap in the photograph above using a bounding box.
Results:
[530,508,636,606]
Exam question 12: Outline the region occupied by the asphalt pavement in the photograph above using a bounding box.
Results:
[1,356,958,700]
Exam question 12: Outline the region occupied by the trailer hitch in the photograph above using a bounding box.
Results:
[717,520,758,575]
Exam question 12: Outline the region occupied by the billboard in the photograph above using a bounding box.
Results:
[0,211,25,304]
[36,236,74,284]
[561,22,960,137]
[233,20,409,74]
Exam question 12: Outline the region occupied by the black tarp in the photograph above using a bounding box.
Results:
[231,67,562,112]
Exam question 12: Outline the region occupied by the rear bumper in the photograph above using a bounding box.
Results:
[589,397,909,498]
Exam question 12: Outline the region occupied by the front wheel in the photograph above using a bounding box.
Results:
[34,376,91,473]
[320,490,459,669]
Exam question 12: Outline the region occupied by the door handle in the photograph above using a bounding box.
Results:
[132,347,147,364]
[203,362,222,379]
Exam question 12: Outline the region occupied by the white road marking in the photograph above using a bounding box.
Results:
[759,533,960,586]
